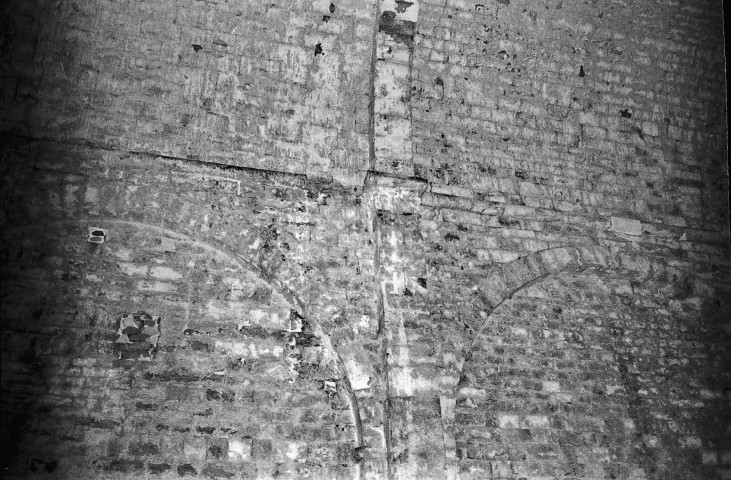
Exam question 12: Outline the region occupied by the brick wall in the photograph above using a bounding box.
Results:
[1,0,729,479]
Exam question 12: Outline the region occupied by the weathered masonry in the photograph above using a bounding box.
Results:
[1,0,729,479]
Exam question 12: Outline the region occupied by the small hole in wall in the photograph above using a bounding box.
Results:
[87,227,107,244]
[314,43,323,55]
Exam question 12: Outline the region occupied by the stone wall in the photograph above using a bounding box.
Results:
[1,0,729,479]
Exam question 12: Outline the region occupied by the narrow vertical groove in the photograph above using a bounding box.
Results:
[367,0,380,173]
[366,0,396,472]
[373,208,393,480]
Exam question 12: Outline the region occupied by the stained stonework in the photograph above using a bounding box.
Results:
[115,312,161,360]
[1,0,729,479]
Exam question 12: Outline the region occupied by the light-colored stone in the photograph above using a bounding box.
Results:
[610,216,643,236]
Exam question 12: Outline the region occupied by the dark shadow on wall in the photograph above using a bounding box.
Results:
[0,146,63,476]
[0,137,369,479]
[0,0,46,139]
[2,6,81,471]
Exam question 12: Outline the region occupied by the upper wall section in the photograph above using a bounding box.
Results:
[0,0,375,183]
[1,0,728,246]
[410,0,728,233]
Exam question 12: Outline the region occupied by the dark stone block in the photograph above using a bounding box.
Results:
[77,417,120,430]
[177,463,198,476]
[207,438,228,459]
[128,442,160,456]
[379,11,416,47]
[252,439,273,460]
[29,459,57,473]
[149,462,172,474]
[128,333,151,342]
[202,464,234,479]
[191,340,210,352]
[106,459,144,472]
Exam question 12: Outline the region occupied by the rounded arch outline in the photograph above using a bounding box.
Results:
[441,244,719,478]
[1,217,366,480]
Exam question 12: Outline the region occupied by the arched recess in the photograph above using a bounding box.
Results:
[439,246,729,480]
[0,218,365,480]
[462,245,705,368]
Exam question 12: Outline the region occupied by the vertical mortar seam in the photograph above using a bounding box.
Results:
[373,210,394,480]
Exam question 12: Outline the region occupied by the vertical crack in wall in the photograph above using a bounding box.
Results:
[366,175,425,478]
[372,194,394,480]
[369,2,420,477]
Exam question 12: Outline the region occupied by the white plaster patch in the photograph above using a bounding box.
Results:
[578,111,599,125]
[136,280,176,293]
[440,395,457,466]
[511,327,528,336]
[150,236,178,253]
[497,414,520,429]
[227,438,252,461]
[457,387,487,398]
[205,300,247,323]
[606,384,623,395]
[610,216,642,236]
[149,266,183,281]
[375,117,413,158]
[375,62,410,94]
[344,358,371,390]
[214,340,284,359]
[523,415,550,428]
[277,44,309,84]
[303,124,336,171]
[286,442,301,460]
[84,186,99,203]
[371,185,421,213]
[117,262,149,276]
[249,308,286,330]
[390,366,415,397]
[440,395,456,420]
[223,277,246,300]
[109,246,133,260]
[542,381,561,392]
[681,436,702,448]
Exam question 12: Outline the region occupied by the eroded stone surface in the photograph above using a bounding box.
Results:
[0,0,728,479]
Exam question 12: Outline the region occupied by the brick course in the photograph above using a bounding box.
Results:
[1,0,729,479]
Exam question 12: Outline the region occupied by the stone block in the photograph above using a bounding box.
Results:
[610,216,642,236]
